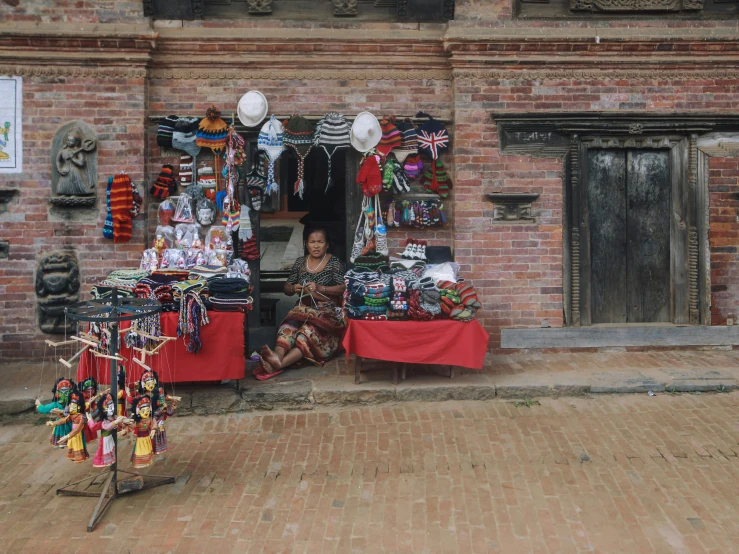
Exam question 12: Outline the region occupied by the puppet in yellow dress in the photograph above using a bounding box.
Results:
[129,395,156,469]
[52,389,90,463]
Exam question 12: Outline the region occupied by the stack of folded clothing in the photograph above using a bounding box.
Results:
[98,268,150,294]
[135,270,189,310]
[436,280,482,321]
[388,276,408,320]
[361,280,391,320]
[407,277,441,321]
[344,269,383,320]
[208,277,253,312]
[353,252,389,273]
[389,259,426,277]
[188,264,229,282]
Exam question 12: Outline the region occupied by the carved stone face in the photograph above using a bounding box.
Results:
[66,134,79,148]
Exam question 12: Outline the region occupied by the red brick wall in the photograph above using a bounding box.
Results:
[709,156,739,326]
[0,0,147,23]
[0,75,147,360]
[453,75,739,350]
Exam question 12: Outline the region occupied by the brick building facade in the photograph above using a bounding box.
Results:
[1,1,739,360]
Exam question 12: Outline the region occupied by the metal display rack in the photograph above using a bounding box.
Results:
[59,289,175,532]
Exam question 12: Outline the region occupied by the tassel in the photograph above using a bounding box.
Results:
[294,178,304,199]
[266,160,278,195]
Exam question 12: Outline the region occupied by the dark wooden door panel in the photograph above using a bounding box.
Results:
[588,149,628,324]
[626,150,671,323]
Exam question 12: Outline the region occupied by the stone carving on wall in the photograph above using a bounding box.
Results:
[50,121,97,208]
[248,0,273,13]
[334,0,359,15]
[35,250,80,334]
[570,0,703,11]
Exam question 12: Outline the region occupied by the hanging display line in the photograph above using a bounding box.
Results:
[61,290,173,533]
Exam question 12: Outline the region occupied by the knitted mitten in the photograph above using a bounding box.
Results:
[151,165,176,199]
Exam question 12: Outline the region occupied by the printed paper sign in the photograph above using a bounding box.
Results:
[0,76,22,174]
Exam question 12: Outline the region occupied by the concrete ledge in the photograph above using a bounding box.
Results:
[501,325,739,349]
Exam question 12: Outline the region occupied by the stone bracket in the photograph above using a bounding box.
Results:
[0,189,18,214]
[486,193,539,222]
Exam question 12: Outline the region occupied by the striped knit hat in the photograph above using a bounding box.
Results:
[178,155,194,185]
[314,113,351,192]
[172,117,201,158]
[196,105,229,153]
[283,115,315,199]
[421,159,452,198]
[258,115,285,195]
[393,119,418,164]
[377,117,401,158]
[157,115,179,149]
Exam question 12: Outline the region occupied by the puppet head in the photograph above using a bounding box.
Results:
[99,392,116,418]
[52,377,75,405]
[80,376,98,402]
[138,369,159,395]
[67,389,85,415]
[131,395,152,421]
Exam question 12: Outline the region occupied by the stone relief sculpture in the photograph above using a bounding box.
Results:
[35,250,80,334]
[570,0,703,11]
[50,121,97,207]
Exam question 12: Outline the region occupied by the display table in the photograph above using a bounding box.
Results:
[77,310,246,384]
[342,319,490,384]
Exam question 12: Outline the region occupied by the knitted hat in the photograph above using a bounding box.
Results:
[416,112,449,160]
[157,115,179,149]
[314,113,351,192]
[150,164,177,200]
[393,119,418,164]
[257,115,285,195]
[353,252,389,272]
[283,115,315,199]
[103,176,114,239]
[178,154,194,185]
[421,159,452,198]
[196,105,229,153]
[403,153,423,180]
[237,91,268,128]
[246,173,266,211]
[377,117,401,158]
[350,112,382,153]
[172,116,201,158]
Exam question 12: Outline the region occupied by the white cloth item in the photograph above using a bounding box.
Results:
[238,206,253,241]
[350,111,381,153]
[237,91,268,127]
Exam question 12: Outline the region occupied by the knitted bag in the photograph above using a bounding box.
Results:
[374,195,389,257]
[350,197,369,263]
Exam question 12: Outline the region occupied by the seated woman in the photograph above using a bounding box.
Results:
[256,227,347,380]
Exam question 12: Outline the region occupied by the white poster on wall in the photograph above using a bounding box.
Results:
[0,76,22,174]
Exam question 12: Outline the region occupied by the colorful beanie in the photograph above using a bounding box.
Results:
[377,116,401,158]
[150,164,177,199]
[283,115,315,199]
[157,115,179,149]
[257,115,284,196]
[416,112,449,193]
[421,159,452,198]
[393,119,418,164]
[196,105,229,153]
[172,117,201,158]
[403,153,423,180]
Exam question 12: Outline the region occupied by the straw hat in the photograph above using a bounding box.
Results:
[237,91,268,128]
[350,111,382,153]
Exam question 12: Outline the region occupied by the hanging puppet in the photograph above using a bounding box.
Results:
[137,369,160,397]
[129,395,156,469]
[79,376,101,444]
[52,389,90,463]
[89,392,127,468]
[152,386,180,456]
[118,366,130,417]
[36,377,76,447]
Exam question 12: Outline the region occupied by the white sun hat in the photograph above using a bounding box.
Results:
[350,111,382,153]
[237,91,268,128]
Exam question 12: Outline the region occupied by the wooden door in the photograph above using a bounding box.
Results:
[585,148,671,324]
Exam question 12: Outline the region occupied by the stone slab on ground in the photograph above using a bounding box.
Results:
[3,349,739,416]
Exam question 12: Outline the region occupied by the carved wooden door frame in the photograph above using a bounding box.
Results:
[566,133,708,327]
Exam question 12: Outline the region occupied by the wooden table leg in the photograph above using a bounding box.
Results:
[355,356,362,385]
[393,365,399,385]
[449,365,455,379]
[401,364,407,381]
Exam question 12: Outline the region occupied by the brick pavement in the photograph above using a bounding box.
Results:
[1,394,738,553]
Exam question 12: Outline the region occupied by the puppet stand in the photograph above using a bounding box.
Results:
[59,289,175,532]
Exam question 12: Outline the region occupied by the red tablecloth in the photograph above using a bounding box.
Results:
[77,311,246,384]
[342,319,490,370]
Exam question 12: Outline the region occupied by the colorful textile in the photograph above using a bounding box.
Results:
[276,306,346,366]
[110,173,133,243]
[103,176,114,239]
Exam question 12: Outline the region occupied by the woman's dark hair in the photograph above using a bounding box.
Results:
[303,226,331,254]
